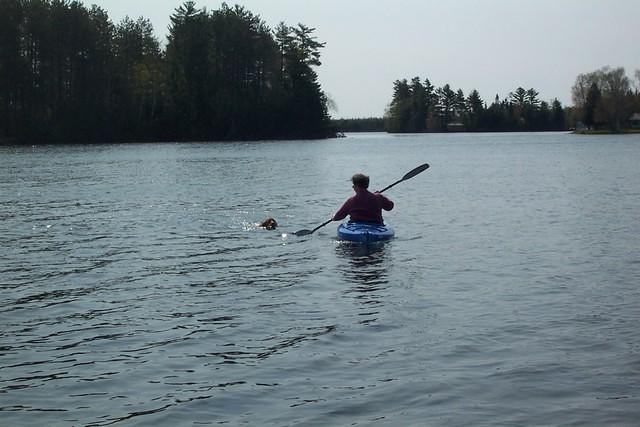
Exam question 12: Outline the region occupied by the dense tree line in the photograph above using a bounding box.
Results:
[384,77,566,133]
[332,117,385,132]
[0,0,333,144]
[571,66,640,132]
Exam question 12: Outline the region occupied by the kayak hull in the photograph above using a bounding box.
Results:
[337,222,395,243]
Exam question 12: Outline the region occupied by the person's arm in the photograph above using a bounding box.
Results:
[376,193,394,211]
[332,198,352,221]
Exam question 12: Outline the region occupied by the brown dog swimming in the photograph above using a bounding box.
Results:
[259,218,278,230]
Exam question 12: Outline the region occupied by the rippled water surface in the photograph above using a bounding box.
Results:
[2,132,640,426]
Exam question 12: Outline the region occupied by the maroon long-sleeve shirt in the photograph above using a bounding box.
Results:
[332,189,394,224]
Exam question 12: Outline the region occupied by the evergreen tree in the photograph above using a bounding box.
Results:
[525,88,540,108]
[165,1,211,139]
[0,0,23,139]
[454,89,466,123]
[283,23,331,137]
[0,0,334,143]
[409,77,427,132]
[385,76,568,133]
[465,89,484,131]
[510,87,527,106]
[113,16,163,140]
[550,99,565,130]
[385,78,411,132]
[435,84,456,130]
[163,2,331,140]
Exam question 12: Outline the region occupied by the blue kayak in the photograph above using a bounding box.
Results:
[337,222,395,243]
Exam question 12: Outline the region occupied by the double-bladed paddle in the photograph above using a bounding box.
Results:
[293,163,429,236]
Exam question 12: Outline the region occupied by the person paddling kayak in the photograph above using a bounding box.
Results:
[332,173,394,225]
[293,164,427,237]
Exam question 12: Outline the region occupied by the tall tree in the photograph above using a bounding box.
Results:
[598,67,630,132]
[454,88,466,122]
[409,77,427,132]
[465,89,484,130]
[113,16,163,140]
[583,82,601,129]
[1,0,333,143]
[0,0,23,139]
[385,78,411,132]
[510,87,527,106]
[550,99,565,130]
[435,84,456,129]
[164,2,330,140]
[525,88,540,108]
[287,23,331,137]
[572,66,633,132]
[165,1,210,139]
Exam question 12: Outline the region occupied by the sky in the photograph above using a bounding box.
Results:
[79,0,640,119]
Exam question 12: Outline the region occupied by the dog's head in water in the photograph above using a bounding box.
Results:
[260,218,278,230]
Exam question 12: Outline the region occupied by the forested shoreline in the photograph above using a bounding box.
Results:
[2,1,639,144]
[378,67,640,134]
[0,0,333,144]
[384,79,565,133]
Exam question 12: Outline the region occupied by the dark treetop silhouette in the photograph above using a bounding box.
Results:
[0,1,333,144]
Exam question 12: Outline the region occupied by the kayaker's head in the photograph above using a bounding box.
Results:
[351,173,369,191]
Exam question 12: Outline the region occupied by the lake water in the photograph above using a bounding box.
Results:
[1,132,639,426]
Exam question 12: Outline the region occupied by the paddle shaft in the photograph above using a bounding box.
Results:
[377,178,405,194]
[306,219,332,235]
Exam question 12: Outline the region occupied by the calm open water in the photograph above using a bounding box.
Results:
[1,132,639,426]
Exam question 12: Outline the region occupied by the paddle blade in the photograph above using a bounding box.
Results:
[378,163,430,193]
[402,163,429,180]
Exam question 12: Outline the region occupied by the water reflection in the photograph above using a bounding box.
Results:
[335,243,390,324]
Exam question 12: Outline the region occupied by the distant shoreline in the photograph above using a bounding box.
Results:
[0,130,573,146]
[0,135,335,147]
[571,129,640,135]
[6,129,640,147]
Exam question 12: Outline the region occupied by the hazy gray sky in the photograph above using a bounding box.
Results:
[80,0,640,118]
